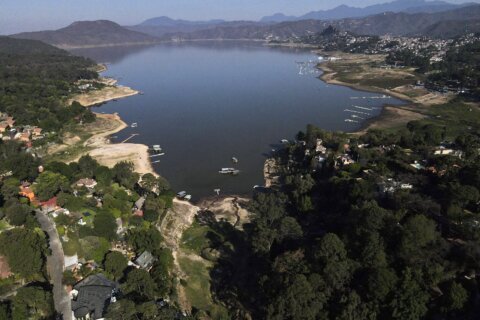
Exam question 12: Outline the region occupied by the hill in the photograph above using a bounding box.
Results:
[165,4,480,41]
[128,18,257,38]
[11,20,160,49]
[261,0,474,22]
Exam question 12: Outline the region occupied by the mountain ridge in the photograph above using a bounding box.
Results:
[11,20,160,49]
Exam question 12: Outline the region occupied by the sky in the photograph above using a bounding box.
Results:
[0,0,478,34]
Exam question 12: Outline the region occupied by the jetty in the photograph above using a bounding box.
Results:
[121,133,139,143]
[150,153,165,158]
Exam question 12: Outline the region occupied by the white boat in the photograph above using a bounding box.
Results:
[219,168,240,175]
[131,122,138,128]
[232,157,238,163]
[151,145,162,152]
[280,139,289,144]
[184,195,192,201]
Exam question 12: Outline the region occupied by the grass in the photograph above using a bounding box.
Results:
[178,255,229,319]
[180,221,214,255]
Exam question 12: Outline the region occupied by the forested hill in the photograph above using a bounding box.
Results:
[0,37,96,131]
[11,20,160,49]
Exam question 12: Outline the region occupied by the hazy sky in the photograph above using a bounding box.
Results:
[0,0,478,34]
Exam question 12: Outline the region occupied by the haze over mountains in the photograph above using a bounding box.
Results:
[261,0,475,22]
[9,0,480,49]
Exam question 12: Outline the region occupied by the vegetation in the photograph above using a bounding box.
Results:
[0,37,97,132]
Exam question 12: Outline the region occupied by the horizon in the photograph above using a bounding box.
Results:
[1,0,479,35]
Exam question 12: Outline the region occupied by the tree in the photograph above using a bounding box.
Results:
[126,227,163,255]
[1,178,20,200]
[104,251,128,280]
[141,173,170,194]
[4,201,32,226]
[122,269,158,301]
[112,161,139,189]
[0,228,46,278]
[93,211,117,241]
[78,154,98,178]
[314,233,352,290]
[389,268,429,320]
[33,171,70,201]
[399,215,438,261]
[11,286,53,320]
[105,299,137,320]
[442,281,468,313]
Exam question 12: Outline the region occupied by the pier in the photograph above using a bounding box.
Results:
[120,133,139,143]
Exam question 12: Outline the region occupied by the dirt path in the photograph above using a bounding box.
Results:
[35,210,71,320]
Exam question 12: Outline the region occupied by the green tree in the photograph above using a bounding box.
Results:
[442,281,468,313]
[1,178,20,200]
[104,251,128,280]
[389,268,429,320]
[93,211,117,241]
[123,269,158,301]
[4,201,32,226]
[105,299,137,320]
[11,286,53,320]
[0,228,47,278]
[126,227,163,255]
[78,154,98,178]
[33,171,70,201]
[113,161,139,189]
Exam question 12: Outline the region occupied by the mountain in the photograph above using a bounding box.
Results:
[11,20,160,49]
[165,4,480,41]
[0,36,68,55]
[127,17,251,38]
[261,0,474,22]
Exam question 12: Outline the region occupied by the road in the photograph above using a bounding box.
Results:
[35,210,72,320]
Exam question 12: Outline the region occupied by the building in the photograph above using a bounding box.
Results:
[76,178,98,189]
[134,196,146,210]
[134,251,155,270]
[71,274,118,320]
[65,254,79,271]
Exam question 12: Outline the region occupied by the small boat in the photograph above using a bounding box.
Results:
[177,191,187,198]
[131,122,138,128]
[219,168,240,175]
[151,145,162,153]
[280,139,289,144]
[232,157,238,163]
[184,195,192,201]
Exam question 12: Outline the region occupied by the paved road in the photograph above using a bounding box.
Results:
[36,210,72,320]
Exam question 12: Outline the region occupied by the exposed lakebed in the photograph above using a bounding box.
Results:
[72,41,405,199]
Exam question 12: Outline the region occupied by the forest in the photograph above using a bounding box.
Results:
[0,37,96,131]
[192,118,480,319]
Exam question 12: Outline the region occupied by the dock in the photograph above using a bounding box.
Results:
[120,133,139,143]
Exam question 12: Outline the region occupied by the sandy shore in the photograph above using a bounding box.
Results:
[80,113,156,176]
[68,85,138,107]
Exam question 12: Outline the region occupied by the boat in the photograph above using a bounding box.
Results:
[232,157,238,163]
[280,139,289,144]
[131,122,138,128]
[219,168,240,175]
[177,191,187,198]
[184,195,192,201]
[151,145,162,153]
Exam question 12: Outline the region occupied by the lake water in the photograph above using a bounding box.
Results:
[72,42,404,200]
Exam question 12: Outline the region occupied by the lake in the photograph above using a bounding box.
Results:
[72,41,404,199]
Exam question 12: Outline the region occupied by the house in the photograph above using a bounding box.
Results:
[19,186,35,202]
[71,274,118,320]
[32,127,43,136]
[5,117,14,127]
[134,196,146,210]
[134,251,155,270]
[133,209,144,217]
[65,254,79,271]
[337,154,356,166]
[41,197,59,212]
[76,178,98,189]
[315,139,327,154]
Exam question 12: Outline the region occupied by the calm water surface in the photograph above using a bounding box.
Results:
[73,42,404,199]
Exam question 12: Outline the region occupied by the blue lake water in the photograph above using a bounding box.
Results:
[72,42,404,200]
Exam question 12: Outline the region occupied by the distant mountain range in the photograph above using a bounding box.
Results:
[261,0,475,22]
[9,2,480,50]
[127,17,259,38]
[11,20,160,49]
[163,4,480,40]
